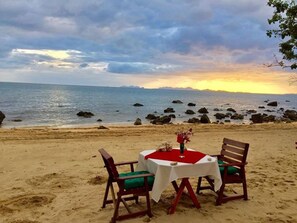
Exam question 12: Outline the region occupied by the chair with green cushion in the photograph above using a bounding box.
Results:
[196,138,249,205]
[99,149,154,223]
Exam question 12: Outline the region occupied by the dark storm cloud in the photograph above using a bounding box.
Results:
[0,0,279,76]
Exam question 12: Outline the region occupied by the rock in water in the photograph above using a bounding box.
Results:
[0,111,5,125]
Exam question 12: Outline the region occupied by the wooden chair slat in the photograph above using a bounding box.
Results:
[223,138,247,148]
[222,144,245,155]
[221,150,244,162]
[221,156,241,164]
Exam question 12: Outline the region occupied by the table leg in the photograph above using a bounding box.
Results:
[168,178,201,214]
[171,181,179,192]
[185,180,201,209]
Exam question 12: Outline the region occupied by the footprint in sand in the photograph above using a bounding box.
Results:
[0,204,14,215]
[0,193,56,213]
[87,176,106,185]
[25,173,75,189]
[9,220,40,223]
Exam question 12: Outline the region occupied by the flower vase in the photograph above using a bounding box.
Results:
[179,143,185,158]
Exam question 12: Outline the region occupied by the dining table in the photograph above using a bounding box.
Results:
[137,148,222,214]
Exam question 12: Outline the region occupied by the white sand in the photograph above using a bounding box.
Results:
[1,123,297,223]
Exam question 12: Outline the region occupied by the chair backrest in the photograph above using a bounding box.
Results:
[99,148,119,180]
[220,138,249,167]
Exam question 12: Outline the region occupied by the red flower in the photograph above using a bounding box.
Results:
[176,128,193,144]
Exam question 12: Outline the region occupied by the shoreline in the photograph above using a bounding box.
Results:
[1,122,297,141]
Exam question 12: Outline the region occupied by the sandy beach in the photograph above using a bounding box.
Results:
[1,123,297,223]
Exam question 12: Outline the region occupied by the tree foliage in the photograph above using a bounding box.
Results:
[267,0,297,70]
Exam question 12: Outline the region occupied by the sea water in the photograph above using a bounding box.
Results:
[0,82,296,128]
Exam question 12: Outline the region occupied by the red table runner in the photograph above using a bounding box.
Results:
[145,149,206,164]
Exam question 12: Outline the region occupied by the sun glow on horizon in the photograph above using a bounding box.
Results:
[12,49,80,60]
[192,79,283,94]
[141,70,297,94]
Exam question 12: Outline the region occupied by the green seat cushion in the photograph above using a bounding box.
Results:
[218,160,239,175]
[119,171,154,190]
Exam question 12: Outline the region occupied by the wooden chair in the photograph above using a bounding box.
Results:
[196,138,249,205]
[99,149,155,223]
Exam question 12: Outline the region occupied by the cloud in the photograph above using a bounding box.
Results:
[79,63,88,68]
[0,0,293,93]
[106,62,178,74]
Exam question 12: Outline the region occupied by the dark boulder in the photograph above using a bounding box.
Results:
[0,111,5,125]
[283,109,297,121]
[263,115,276,122]
[164,107,175,113]
[198,107,208,114]
[213,108,222,111]
[77,111,94,118]
[267,101,277,106]
[188,117,200,123]
[133,103,144,107]
[258,106,265,109]
[227,108,236,113]
[98,125,109,129]
[134,118,142,125]
[97,119,102,122]
[169,114,176,119]
[246,110,257,114]
[12,119,22,122]
[172,100,183,104]
[225,112,232,117]
[214,113,226,120]
[231,113,244,120]
[185,110,195,115]
[146,114,158,120]
[250,113,263,123]
[188,103,196,107]
[150,116,171,125]
[200,114,210,123]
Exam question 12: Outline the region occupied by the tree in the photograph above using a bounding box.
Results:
[266,0,297,70]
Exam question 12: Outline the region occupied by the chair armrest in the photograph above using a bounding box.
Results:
[114,160,138,172]
[114,160,138,166]
[219,162,246,167]
[117,173,154,181]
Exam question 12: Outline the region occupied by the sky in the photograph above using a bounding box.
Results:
[0,0,296,94]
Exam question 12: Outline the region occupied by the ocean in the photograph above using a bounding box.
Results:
[0,82,296,128]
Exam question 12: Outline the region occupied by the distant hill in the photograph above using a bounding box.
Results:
[158,86,195,91]
[120,85,144,89]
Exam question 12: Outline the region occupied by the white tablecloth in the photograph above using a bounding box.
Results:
[137,149,222,202]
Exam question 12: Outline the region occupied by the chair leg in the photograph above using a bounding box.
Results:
[242,176,248,200]
[216,183,225,206]
[111,193,121,223]
[134,195,139,204]
[145,191,153,217]
[196,177,202,194]
[102,178,112,208]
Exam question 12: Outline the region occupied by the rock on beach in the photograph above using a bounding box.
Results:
[77,111,94,118]
[0,111,5,124]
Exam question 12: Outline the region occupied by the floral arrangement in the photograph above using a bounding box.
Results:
[176,128,193,144]
[157,141,173,152]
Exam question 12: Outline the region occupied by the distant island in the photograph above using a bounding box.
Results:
[158,86,195,91]
[120,85,144,89]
